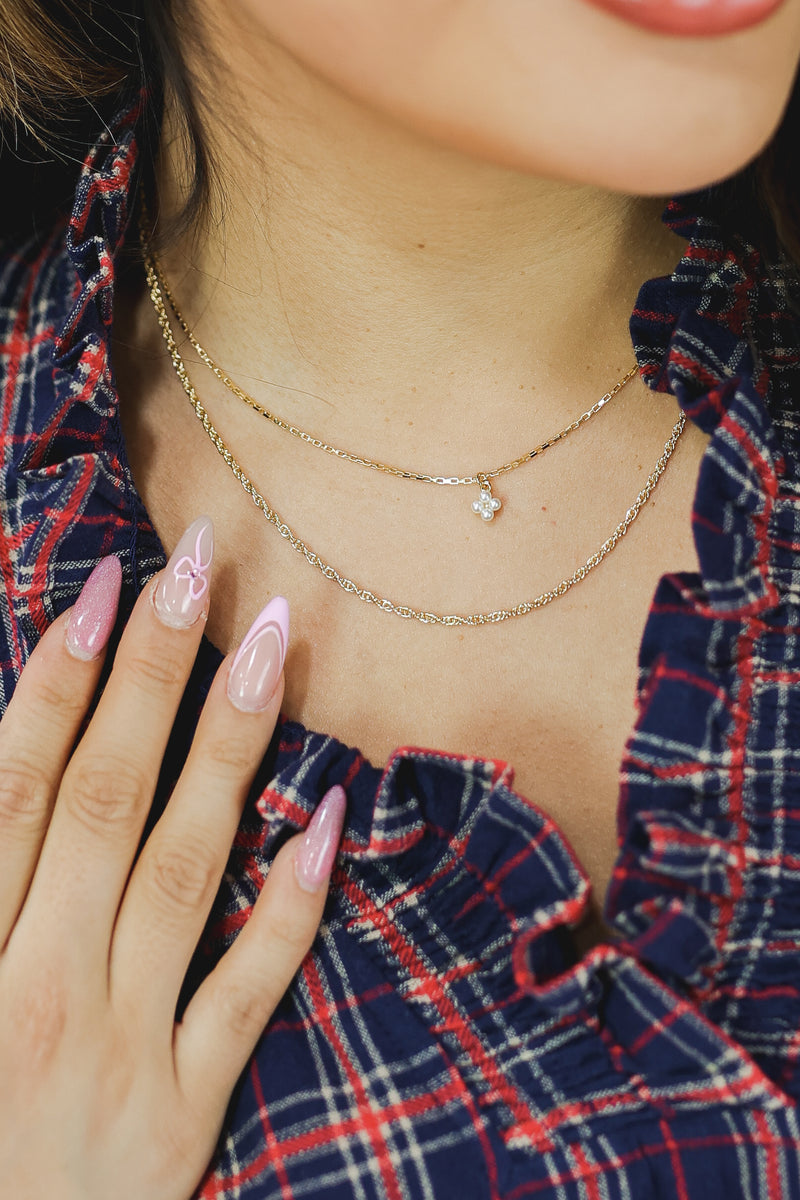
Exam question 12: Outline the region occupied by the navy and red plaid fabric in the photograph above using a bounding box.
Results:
[2,106,800,1197]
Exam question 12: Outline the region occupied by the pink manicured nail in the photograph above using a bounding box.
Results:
[294,785,347,893]
[153,516,214,629]
[227,596,289,713]
[65,556,123,661]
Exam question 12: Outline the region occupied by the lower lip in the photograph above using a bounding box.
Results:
[580,0,786,36]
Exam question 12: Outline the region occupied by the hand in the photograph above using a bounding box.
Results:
[0,516,345,1200]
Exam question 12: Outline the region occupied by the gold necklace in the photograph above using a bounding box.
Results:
[143,251,686,627]
[148,251,637,524]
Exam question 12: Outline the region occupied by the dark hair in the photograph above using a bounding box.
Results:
[0,0,212,244]
[1,0,800,275]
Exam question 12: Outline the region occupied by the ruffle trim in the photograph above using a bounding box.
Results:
[605,195,800,1096]
[55,98,141,371]
[251,733,591,964]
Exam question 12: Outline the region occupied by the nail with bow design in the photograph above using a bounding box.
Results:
[154,516,215,629]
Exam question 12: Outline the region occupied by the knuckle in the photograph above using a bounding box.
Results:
[144,838,218,913]
[29,672,87,722]
[90,1039,137,1126]
[9,968,69,1073]
[62,756,145,839]
[152,1124,199,1187]
[268,913,315,960]
[200,732,258,778]
[0,767,51,840]
[214,981,270,1042]
[123,647,186,694]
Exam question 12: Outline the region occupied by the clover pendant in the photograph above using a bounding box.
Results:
[472,479,502,522]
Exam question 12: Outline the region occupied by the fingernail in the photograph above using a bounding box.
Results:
[153,516,214,629]
[294,785,347,893]
[65,556,123,661]
[227,596,289,713]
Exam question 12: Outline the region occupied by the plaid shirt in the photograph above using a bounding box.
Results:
[2,103,800,1198]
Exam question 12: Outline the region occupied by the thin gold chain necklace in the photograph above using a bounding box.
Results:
[143,251,686,627]
[149,251,637,523]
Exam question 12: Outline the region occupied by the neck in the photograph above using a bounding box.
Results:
[155,8,687,456]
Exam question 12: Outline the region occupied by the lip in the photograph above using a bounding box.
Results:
[579,0,787,37]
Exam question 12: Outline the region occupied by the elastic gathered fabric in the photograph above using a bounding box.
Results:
[1,100,800,1198]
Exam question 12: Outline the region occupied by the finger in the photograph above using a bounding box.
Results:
[0,557,121,944]
[174,785,346,1111]
[110,596,289,1026]
[19,517,214,957]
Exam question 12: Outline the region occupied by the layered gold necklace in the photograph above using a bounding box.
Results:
[152,259,638,524]
[142,241,686,626]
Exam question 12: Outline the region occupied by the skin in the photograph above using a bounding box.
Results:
[6,2,800,1194]
[219,0,800,193]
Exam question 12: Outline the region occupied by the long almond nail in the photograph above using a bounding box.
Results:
[65,556,123,661]
[294,785,347,893]
[153,516,214,629]
[227,596,289,713]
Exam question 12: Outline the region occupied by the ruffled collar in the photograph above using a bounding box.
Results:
[26,101,800,1010]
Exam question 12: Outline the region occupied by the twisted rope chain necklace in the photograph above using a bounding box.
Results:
[142,243,686,627]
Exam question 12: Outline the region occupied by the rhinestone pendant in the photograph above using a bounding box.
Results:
[472,478,502,522]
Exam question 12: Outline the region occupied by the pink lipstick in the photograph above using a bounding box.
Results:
[580,0,786,37]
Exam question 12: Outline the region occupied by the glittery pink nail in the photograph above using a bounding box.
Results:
[227,596,289,713]
[65,556,123,661]
[294,785,347,893]
[154,516,214,629]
